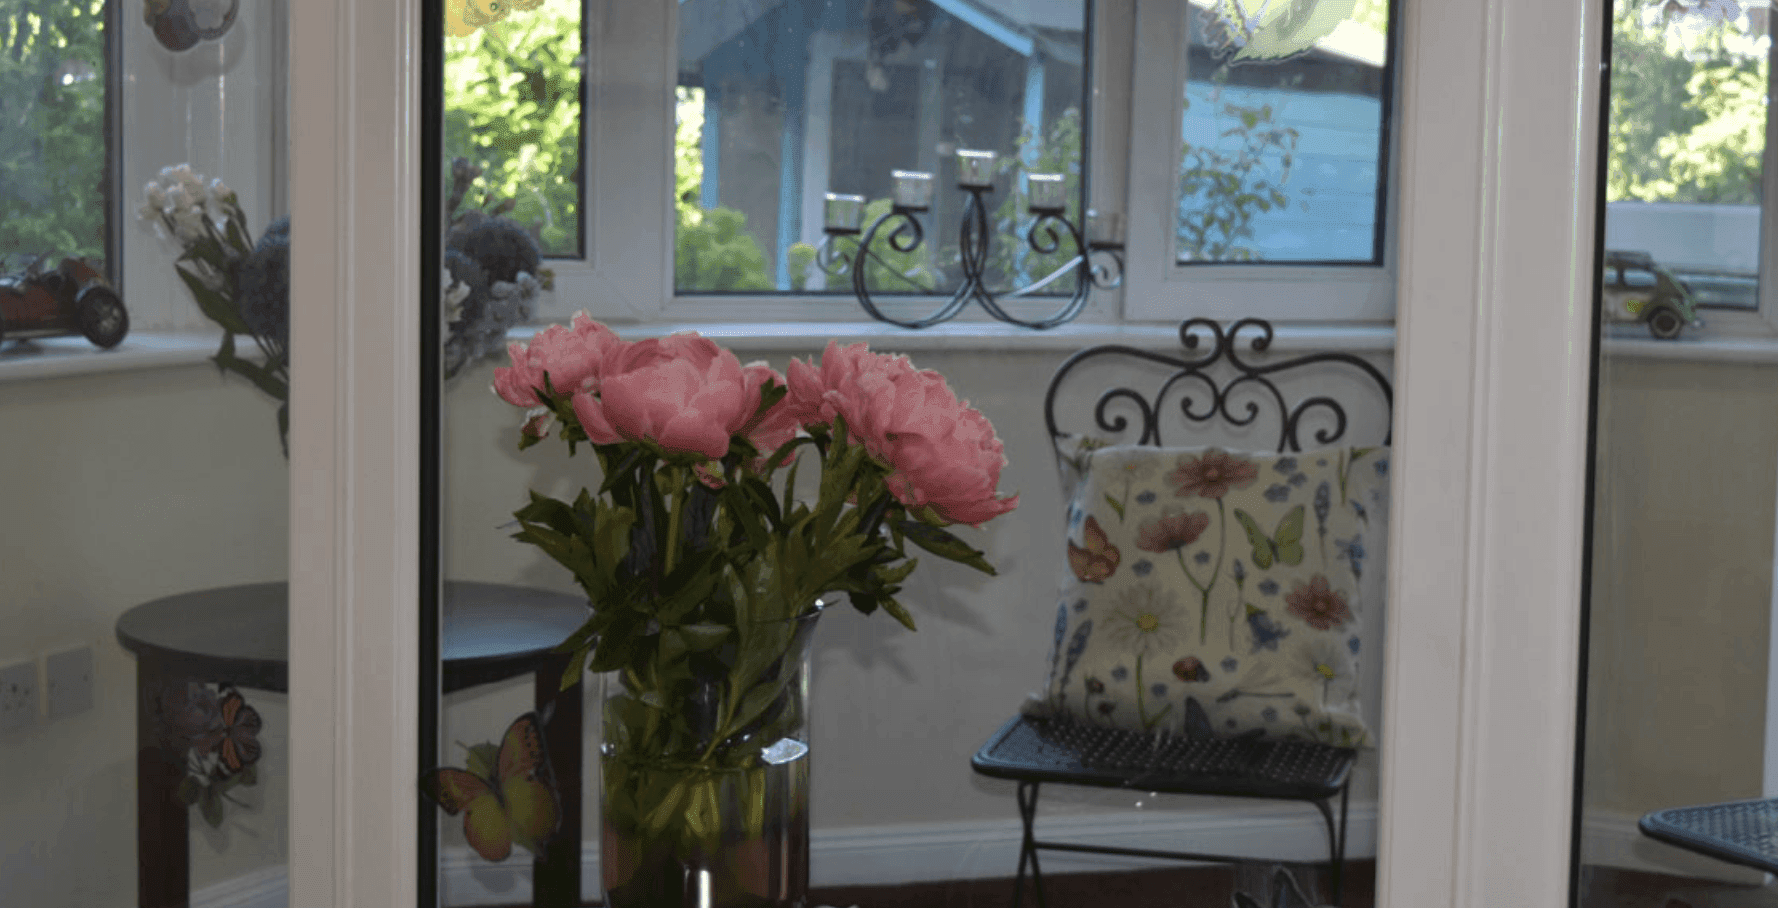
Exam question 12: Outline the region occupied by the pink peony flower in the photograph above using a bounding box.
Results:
[740,362,801,458]
[492,312,626,407]
[789,341,1016,526]
[571,333,763,460]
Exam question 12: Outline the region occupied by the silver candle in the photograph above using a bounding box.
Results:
[1086,209,1126,247]
[956,149,998,189]
[1026,173,1067,213]
[891,170,934,211]
[823,193,865,234]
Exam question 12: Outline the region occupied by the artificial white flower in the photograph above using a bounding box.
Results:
[172,208,208,245]
[1102,583,1188,658]
[1289,634,1357,704]
[208,177,237,206]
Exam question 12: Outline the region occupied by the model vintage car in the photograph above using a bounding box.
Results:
[0,256,128,349]
[1601,249,1701,340]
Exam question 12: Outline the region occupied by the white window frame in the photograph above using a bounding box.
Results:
[553,0,1408,328]
[1121,0,1398,324]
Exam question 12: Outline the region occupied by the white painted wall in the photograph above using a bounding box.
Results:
[0,338,1391,906]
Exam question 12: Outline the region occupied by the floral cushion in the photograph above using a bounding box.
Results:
[1036,442,1390,747]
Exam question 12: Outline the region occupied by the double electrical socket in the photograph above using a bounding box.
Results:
[0,659,38,733]
[0,645,95,735]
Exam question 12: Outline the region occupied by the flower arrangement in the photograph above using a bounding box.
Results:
[140,164,291,445]
[140,161,547,450]
[490,314,1017,901]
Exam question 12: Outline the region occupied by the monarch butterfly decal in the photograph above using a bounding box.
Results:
[1068,515,1121,583]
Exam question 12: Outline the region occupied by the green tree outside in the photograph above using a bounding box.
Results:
[1608,1,1767,205]
[0,0,108,267]
[444,0,583,255]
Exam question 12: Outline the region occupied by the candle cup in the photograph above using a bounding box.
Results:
[823,193,865,234]
[1026,173,1067,214]
[891,170,934,212]
[1086,209,1126,248]
[956,149,998,189]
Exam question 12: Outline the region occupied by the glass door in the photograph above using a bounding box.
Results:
[1572,0,1778,905]
[0,0,296,905]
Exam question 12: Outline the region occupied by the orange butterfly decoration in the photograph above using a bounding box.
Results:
[1068,515,1120,582]
[420,712,561,863]
[188,685,263,775]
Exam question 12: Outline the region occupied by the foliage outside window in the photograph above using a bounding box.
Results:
[443,0,582,257]
[1603,0,1768,312]
[0,0,107,268]
[1608,0,1766,206]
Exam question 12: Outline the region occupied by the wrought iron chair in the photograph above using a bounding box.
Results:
[970,317,1393,908]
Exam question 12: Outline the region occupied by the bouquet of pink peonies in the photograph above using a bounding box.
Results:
[491,314,1016,906]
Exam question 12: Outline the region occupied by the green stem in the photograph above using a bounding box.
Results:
[1203,499,1227,644]
[1134,653,1147,728]
[664,466,686,576]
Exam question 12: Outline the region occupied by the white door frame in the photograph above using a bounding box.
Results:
[287,0,424,902]
[278,0,1608,902]
[1380,0,1603,904]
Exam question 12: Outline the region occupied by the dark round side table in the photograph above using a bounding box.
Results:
[117,580,590,908]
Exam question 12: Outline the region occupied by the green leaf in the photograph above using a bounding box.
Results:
[199,786,225,828]
[895,520,996,575]
[1103,493,1126,521]
[881,597,918,631]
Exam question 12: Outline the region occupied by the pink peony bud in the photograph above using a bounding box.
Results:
[491,312,626,407]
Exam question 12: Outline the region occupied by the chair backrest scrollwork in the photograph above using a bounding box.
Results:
[1044,317,1394,475]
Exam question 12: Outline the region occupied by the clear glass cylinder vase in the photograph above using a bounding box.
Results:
[598,610,818,908]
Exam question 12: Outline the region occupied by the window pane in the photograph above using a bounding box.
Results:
[675,0,1088,295]
[444,0,583,258]
[1178,0,1391,264]
[0,0,109,270]
[1602,1,1766,314]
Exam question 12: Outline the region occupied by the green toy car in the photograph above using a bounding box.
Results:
[1601,250,1701,340]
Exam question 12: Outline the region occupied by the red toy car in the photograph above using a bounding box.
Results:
[0,257,128,348]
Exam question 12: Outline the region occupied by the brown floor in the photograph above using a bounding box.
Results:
[1576,864,1778,908]
[810,861,1375,908]
[512,859,1778,907]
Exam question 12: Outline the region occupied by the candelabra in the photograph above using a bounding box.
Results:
[819,148,1125,330]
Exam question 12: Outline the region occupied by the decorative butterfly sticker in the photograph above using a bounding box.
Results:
[446,0,545,38]
[420,712,561,862]
[1067,515,1121,583]
[1203,0,1356,65]
[1233,505,1305,570]
[191,685,264,775]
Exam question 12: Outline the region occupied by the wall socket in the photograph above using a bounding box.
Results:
[0,660,38,733]
[44,646,94,720]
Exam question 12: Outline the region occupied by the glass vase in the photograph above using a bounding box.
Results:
[598,610,819,908]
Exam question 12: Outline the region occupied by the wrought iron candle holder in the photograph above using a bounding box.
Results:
[819,148,1125,330]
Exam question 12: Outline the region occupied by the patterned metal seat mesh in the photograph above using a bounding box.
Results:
[1641,800,1778,873]
[973,715,1356,802]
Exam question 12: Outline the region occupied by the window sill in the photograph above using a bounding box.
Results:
[0,332,217,384]
[0,322,1398,387]
[1600,331,1778,364]
[563,320,1399,355]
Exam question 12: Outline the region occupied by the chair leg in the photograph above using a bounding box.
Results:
[1333,783,1349,906]
[1310,784,1351,908]
[1013,781,1049,908]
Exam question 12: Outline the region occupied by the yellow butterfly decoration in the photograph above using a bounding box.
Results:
[1204,0,1356,64]
[419,712,560,862]
[445,0,545,38]
[1234,505,1305,569]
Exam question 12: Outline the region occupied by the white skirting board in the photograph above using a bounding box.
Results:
[192,802,1377,908]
